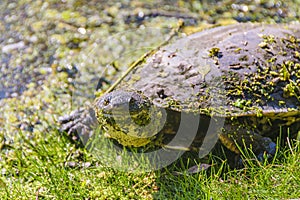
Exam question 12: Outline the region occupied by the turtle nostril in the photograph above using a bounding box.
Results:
[103,99,110,106]
[157,89,168,99]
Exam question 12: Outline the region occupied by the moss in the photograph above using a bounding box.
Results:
[283,81,300,99]
[258,41,268,48]
[218,32,300,112]
[234,47,242,53]
[208,47,221,58]
[294,51,300,59]
[238,55,249,61]
[233,99,252,110]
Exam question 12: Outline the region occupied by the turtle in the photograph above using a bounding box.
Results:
[59,23,300,166]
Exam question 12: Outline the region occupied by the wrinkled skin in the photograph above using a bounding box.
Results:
[59,23,300,166]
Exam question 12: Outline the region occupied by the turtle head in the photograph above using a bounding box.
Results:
[95,90,152,123]
[94,90,166,147]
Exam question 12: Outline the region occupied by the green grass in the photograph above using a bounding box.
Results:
[0,125,299,199]
[1,0,300,199]
[0,68,299,200]
[155,139,300,199]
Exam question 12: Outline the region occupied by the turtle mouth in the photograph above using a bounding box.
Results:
[101,110,125,118]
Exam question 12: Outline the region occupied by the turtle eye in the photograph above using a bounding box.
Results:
[129,99,151,126]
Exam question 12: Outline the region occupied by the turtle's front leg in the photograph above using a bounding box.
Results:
[58,107,99,145]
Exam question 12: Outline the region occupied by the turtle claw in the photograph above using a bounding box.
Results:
[58,107,99,145]
[58,108,85,124]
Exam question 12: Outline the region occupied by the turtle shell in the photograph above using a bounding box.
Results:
[92,23,300,150]
[116,23,300,117]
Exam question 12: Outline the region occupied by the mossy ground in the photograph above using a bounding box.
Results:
[0,0,300,199]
